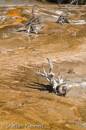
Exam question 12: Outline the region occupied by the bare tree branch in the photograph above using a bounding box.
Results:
[37,58,72,96]
[18,6,44,34]
[47,58,53,73]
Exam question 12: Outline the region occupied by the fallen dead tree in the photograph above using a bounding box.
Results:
[37,58,72,96]
[56,14,70,25]
[18,6,44,34]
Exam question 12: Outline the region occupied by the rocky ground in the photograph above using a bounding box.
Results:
[0,4,86,130]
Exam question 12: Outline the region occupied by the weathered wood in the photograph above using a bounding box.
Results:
[71,0,78,5]
[32,6,35,19]
[18,6,44,34]
[37,58,72,96]
[56,14,70,25]
[25,16,40,27]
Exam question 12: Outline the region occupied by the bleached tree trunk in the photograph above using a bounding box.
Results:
[37,58,72,96]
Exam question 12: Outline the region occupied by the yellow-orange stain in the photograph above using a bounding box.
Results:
[0,9,28,29]
[13,17,27,24]
[0,24,10,29]
[5,9,22,17]
[0,17,27,29]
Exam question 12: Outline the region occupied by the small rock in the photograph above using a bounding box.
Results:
[22,103,24,105]
[33,48,35,51]
[67,70,75,74]
[72,32,76,37]
[47,108,54,111]
[75,122,80,126]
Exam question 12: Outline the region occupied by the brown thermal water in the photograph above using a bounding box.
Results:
[0,1,86,130]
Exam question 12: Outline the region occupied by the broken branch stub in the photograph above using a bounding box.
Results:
[37,58,72,96]
[56,14,70,25]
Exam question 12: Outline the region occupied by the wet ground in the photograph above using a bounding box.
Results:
[0,0,46,5]
[0,3,86,130]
